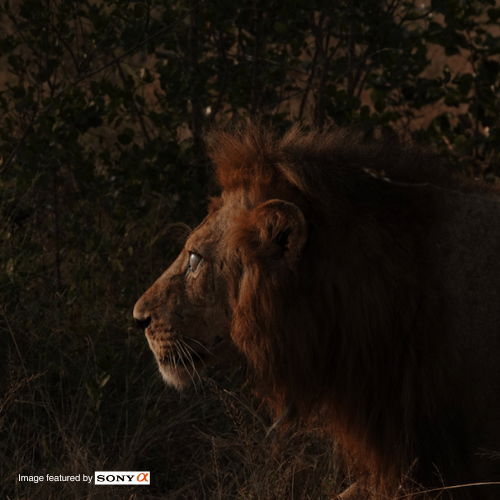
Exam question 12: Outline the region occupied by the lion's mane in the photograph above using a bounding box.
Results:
[206,125,500,499]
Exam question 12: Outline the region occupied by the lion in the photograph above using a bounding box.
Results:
[133,124,500,499]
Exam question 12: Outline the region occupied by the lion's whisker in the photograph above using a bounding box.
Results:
[176,342,197,389]
[180,341,204,386]
[180,342,207,393]
[183,340,209,365]
[185,336,226,362]
[178,341,202,390]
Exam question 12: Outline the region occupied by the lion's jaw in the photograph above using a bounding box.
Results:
[143,330,223,390]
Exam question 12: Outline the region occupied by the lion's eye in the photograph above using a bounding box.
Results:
[188,252,202,271]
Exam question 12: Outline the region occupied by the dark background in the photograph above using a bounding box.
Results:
[1,0,500,498]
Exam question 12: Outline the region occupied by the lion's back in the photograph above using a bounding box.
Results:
[435,190,500,478]
[438,191,500,346]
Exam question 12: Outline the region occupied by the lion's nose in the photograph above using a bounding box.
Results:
[134,316,151,329]
[133,301,152,329]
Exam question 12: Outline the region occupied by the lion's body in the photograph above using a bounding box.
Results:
[134,125,500,499]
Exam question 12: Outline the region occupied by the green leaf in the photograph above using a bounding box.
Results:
[134,3,144,17]
[117,127,135,145]
[370,89,386,112]
[274,21,287,34]
[488,7,500,21]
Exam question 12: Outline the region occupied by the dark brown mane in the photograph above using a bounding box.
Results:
[206,124,497,497]
[207,124,472,208]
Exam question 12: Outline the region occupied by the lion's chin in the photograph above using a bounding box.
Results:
[157,363,200,390]
[152,341,235,390]
[155,351,211,390]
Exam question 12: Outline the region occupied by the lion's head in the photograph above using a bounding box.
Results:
[133,184,309,391]
[134,124,500,499]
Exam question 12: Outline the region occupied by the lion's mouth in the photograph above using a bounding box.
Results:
[159,351,206,367]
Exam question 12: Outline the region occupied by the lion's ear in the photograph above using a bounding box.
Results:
[250,199,308,269]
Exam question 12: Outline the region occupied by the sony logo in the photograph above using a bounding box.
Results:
[94,471,150,485]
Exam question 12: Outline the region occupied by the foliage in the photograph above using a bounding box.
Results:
[1,0,500,498]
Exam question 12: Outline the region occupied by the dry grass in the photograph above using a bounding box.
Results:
[0,275,338,500]
[1,357,338,500]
